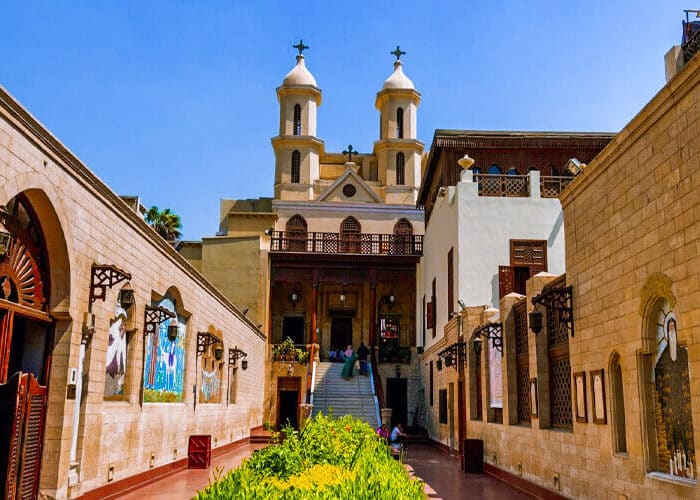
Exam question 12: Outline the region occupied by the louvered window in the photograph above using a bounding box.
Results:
[291,150,300,183]
[396,107,404,138]
[293,104,301,135]
[514,301,530,424]
[396,153,405,185]
[546,278,572,429]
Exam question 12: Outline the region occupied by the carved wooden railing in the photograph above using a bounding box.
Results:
[540,176,574,198]
[475,174,529,197]
[270,231,423,256]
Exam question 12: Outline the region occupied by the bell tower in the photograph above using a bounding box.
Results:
[374,46,424,205]
[272,40,324,201]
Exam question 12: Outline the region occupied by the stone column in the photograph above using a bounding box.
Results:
[310,284,318,345]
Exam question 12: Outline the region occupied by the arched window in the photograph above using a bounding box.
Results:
[609,352,627,453]
[286,214,307,252]
[396,153,405,185]
[340,216,361,253]
[488,164,502,175]
[396,107,404,138]
[507,167,519,176]
[392,218,413,255]
[549,164,559,176]
[293,104,301,135]
[291,150,300,183]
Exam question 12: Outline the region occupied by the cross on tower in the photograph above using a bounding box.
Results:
[390,45,406,61]
[342,145,358,162]
[293,39,309,55]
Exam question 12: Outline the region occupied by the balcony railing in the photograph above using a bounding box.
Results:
[270,231,423,256]
[540,176,574,198]
[475,174,529,197]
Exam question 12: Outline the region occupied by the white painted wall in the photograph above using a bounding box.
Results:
[419,171,565,349]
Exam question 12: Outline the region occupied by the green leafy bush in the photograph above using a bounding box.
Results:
[197,413,424,499]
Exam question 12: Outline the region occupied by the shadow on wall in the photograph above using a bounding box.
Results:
[547,211,563,248]
[490,274,499,307]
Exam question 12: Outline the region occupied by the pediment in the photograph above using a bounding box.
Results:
[316,168,381,203]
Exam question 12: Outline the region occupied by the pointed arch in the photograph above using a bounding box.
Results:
[392,218,413,255]
[487,164,502,175]
[293,104,302,135]
[396,107,404,138]
[609,351,627,453]
[291,150,301,183]
[340,216,361,253]
[286,215,308,252]
[393,218,413,237]
[396,152,405,185]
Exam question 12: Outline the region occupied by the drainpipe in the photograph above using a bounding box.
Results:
[68,312,94,485]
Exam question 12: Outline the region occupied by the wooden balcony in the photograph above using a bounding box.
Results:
[540,176,574,198]
[270,231,423,256]
[473,173,574,198]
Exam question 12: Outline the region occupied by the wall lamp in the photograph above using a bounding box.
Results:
[144,305,175,339]
[532,285,574,337]
[472,337,482,357]
[229,347,248,370]
[0,205,11,259]
[472,322,503,356]
[529,310,543,335]
[167,320,179,342]
[197,331,220,357]
[458,299,467,310]
[118,283,134,310]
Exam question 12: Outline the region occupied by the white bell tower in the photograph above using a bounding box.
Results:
[272,40,324,201]
[374,46,424,205]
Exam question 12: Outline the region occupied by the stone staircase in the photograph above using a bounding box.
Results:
[311,362,378,429]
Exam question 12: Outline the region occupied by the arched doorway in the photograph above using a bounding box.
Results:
[0,194,53,499]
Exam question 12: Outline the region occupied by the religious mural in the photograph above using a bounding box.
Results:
[143,296,186,402]
[653,305,696,479]
[104,300,129,398]
[199,329,223,404]
[488,339,503,409]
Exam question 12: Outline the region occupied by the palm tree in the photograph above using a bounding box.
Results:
[145,206,182,242]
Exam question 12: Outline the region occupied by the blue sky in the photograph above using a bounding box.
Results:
[0,1,689,239]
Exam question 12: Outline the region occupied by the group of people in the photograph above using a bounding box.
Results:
[377,422,407,457]
[333,342,370,379]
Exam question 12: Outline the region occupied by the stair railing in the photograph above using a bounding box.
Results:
[307,343,316,405]
[368,360,382,428]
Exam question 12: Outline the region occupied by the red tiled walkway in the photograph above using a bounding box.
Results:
[405,444,533,499]
[117,443,267,500]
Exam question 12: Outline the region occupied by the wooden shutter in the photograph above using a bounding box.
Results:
[17,374,47,500]
[498,266,514,298]
[1,372,24,500]
[510,240,547,271]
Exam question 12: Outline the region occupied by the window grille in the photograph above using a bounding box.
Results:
[514,301,530,424]
[396,153,405,185]
[439,389,448,424]
[291,150,300,183]
[293,104,301,135]
[339,217,360,253]
[396,107,404,138]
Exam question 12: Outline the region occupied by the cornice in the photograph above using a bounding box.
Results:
[375,88,421,109]
[272,199,424,217]
[373,138,425,153]
[560,51,700,207]
[0,85,266,341]
[271,135,325,152]
[276,85,322,106]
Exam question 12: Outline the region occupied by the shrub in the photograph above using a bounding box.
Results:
[197,413,424,499]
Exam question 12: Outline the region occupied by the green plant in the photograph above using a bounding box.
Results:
[196,413,424,499]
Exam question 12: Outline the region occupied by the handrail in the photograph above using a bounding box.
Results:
[540,175,574,198]
[270,231,423,256]
[475,174,529,197]
[371,349,385,409]
[306,343,315,404]
[309,358,317,406]
[368,362,381,427]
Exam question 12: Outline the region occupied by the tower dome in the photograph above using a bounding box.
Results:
[282,55,317,87]
[382,60,414,90]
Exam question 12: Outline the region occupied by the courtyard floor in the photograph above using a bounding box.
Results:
[117,441,531,499]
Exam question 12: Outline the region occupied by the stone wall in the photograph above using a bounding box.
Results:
[0,86,266,499]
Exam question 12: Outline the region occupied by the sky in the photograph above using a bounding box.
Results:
[0,1,691,240]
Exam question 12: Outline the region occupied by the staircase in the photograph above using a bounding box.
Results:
[312,362,379,429]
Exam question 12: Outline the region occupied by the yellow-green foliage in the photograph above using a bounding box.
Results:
[197,413,424,499]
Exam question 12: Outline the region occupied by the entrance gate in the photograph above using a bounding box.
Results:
[0,195,52,500]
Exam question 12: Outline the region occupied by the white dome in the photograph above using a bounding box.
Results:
[382,61,414,90]
[283,55,317,87]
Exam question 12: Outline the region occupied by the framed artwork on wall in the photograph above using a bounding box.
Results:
[573,371,587,423]
[591,369,607,424]
[529,378,538,417]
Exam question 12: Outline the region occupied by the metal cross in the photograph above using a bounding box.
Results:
[293,39,309,55]
[390,45,406,61]
[342,145,358,162]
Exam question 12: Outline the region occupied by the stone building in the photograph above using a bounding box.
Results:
[182,46,425,430]
[422,27,700,499]
[415,130,612,448]
[0,86,265,499]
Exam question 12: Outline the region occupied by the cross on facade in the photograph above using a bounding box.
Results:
[293,39,309,55]
[391,45,406,61]
[342,145,358,162]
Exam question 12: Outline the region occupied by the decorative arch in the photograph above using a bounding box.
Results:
[286,215,308,252]
[609,351,627,454]
[340,217,361,253]
[507,167,519,176]
[487,164,502,175]
[393,218,413,237]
